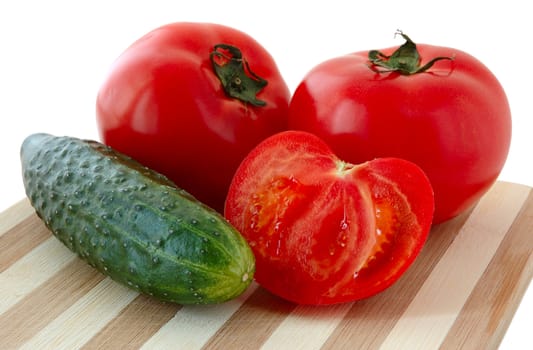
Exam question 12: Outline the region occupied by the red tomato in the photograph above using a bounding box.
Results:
[225,130,434,305]
[288,32,511,223]
[96,22,290,212]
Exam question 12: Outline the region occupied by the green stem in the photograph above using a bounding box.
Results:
[368,30,454,75]
[210,44,267,106]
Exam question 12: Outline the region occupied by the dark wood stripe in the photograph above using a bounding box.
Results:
[202,286,297,349]
[0,213,51,272]
[0,258,105,348]
[81,294,181,349]
[442,189,533,349]
[321,205,474,349]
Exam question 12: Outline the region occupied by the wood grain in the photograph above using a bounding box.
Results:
[0,181,531,350]
[442,188,533,349]
[0,199,32,236]
[82,294,181,350]
[0,213,50,273]
[0,259,105,348]
[379,181,530,349]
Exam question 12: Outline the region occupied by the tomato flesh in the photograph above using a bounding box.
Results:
[225,131,434,304]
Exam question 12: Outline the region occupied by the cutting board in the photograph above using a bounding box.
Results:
[1,181,531,350]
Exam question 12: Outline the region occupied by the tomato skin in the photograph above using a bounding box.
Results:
[288,41,511,223]
[96,22,290,212]
[225,131,434,305]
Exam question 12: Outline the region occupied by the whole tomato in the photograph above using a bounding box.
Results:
[288,32,511,223]
[225,131,434,304]
[96,22,290,212]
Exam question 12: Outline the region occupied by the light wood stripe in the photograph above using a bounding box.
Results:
[19,277,138,350]
[379,182,531,350]
[0,237,76,314]
[81,294,181,349]
[141,283,258,350]
[203,286,297,349]
[0,259,105,348]
[261,303,353,350]
[0,213,51,272]
[321,207,473,349]
[0,198,33,236]
[442,189,533,349]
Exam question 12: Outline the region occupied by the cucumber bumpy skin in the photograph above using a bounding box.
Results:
[20,133,255,305]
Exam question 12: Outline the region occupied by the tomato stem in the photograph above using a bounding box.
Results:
[368,30,454,75]
[210,44,267,106]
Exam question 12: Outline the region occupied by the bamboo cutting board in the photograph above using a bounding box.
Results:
[1,181,531,350]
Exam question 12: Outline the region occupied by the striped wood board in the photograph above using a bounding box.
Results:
[1,181,532,349]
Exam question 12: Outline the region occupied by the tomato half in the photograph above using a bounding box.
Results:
[96,22,290,212]
[224,131,434,305]
[288,32,511,223]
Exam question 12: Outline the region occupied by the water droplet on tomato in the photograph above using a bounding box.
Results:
[340,220,348,230]
[251,203,262,214]
[249,215,259,232]
[337,234,348,248]
[275,239,282,256]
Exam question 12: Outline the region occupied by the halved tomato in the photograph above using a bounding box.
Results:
[225,131,434,304]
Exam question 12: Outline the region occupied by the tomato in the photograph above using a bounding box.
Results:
[224,130,434,305]
[288,32,511,223]
[96,22,290,212]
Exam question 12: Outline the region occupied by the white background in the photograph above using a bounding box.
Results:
[0,1,531,348]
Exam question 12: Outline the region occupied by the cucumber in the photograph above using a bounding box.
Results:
[20,133,255,304]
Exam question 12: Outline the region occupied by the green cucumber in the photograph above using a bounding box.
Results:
[20,133,255,304]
